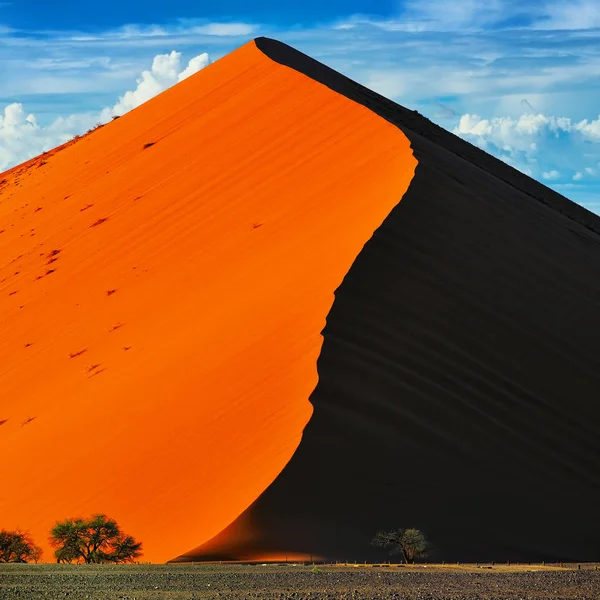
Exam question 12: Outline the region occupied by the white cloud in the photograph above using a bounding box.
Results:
[455,114,494,136]
[102,50,210,118]
[67,21,256,41]
[572,167,597,180]
[98,21,256,41]
[178,53,211,81]
[118,24,169,38]
[334,0,525,33]
[332,15,429,32]
[190,23,256,36]
[534,0,600,30]
[0,103,76,171]
[362,70,407,99]
[336,0,600,32]
[543,170,560,179]
[453,112,600,199]
[0,50,211,171]
[574,118,600,140]
[345,0,600,33]
[454,113,600,148]
[398,0,510,31]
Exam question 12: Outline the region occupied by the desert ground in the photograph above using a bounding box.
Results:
[0,563,598,599]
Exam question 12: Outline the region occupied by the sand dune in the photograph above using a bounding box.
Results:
[2,36,599,565]
[0,40,415,563]
[180,39,600,563]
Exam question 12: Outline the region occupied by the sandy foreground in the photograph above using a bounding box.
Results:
[0,564,598,599]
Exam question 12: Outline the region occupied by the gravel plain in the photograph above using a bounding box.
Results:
[0,564,598,600]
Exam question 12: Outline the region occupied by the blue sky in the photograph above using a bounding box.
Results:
[1,0,600,214]
[2,0,395,29]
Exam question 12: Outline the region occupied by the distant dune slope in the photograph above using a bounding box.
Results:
[180,38,600,563]
[0,40,415,563]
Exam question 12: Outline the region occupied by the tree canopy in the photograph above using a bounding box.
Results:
[0,530,42,563]
[49,514,142,564]
[372,528,429,563]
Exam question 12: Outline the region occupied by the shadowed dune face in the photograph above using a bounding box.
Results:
[182,39,600,564]
[0,41,416,562]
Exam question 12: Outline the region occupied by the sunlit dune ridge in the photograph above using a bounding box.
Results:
[0,40,416,563]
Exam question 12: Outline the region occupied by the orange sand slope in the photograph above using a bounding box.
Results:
[0,40,416,563]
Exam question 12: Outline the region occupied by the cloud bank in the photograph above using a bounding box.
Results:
[0,50,210,171]
[454,112,600,185]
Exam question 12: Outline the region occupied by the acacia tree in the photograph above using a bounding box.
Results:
[372,528,429,563]
[49,514,142,564]
[0,530,42,563]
